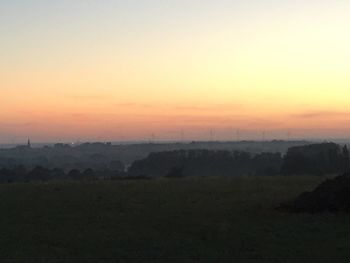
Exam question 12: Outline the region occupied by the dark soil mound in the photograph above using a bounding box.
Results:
[278,173,350,213]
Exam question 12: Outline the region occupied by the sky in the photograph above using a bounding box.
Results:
[1,0,350,143]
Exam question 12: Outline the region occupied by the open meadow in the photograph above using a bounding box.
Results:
[0,176,349,263]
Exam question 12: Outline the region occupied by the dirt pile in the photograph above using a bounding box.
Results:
[279,173,350,213]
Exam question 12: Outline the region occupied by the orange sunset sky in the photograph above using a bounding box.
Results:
[1,0,350,143]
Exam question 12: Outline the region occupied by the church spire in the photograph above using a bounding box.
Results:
[27,138,31,148]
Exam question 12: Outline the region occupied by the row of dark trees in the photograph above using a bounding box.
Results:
[129,150,283,177]
[282,143,349,175]
[0,166,126,183]
[0,155,125,173]
[0,143,349,182]
[0,142,125,172]
[129,143,350,178]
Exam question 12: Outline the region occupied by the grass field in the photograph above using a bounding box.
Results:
[0,176,350,263]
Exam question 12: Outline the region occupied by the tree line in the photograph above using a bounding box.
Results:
[0,142,349,182]
[129,143,350,178]
[0,166,127,183]
[129,150,283,177]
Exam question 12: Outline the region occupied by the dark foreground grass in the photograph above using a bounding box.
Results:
[0,176,349,263]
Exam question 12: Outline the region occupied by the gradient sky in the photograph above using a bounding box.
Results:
[1,0,350,143]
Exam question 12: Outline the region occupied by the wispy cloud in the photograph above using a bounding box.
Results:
[0,122,37,128]
[65,94,112,100]
[112,102,241,112]
[292,111,350,119]
[113,103,153,108]
[173,103,241,112]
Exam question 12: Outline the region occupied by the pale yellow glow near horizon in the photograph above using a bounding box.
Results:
[1,1,350,142]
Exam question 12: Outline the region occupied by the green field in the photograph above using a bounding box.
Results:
[0,176,349,263]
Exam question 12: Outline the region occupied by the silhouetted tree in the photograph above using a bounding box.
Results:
[282,143,344,175]
[67,169,82,180]
[51,168,66,179]
[342,145,350,171]
[83,168,96,180]
[28,166,51,181]
[165,166,185,178]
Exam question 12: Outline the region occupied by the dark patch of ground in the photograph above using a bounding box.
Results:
[279,173,350,213]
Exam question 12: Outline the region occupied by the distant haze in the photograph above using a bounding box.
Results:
[1,1,350,143]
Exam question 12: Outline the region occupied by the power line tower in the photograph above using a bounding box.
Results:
[236,129,240,141]
[287,130,291,141]
[149,133,156,143]
[180,129,185,142]
[209,129,214,142]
